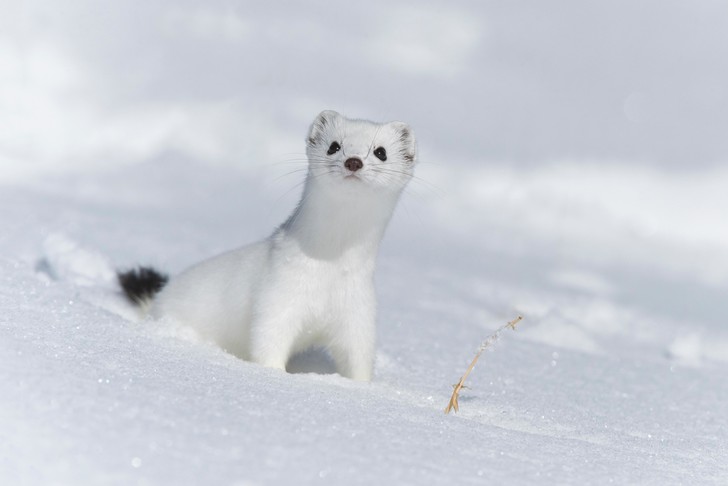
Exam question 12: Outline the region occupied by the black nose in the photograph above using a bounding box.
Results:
[344,157,363,172]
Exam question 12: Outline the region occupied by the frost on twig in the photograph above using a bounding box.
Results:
[444,315,523,414]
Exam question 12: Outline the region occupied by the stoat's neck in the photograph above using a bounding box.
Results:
[280,177,400,261]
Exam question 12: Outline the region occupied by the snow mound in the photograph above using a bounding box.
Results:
[37,233,116,288]
[667,332,728,366]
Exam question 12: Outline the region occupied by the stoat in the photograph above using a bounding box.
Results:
[118,110,417,381]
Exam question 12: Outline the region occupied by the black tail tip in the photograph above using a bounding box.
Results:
[117,266,169,305]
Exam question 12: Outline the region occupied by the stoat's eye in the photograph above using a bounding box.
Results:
[327,141,341,155]
[373,146,387,161]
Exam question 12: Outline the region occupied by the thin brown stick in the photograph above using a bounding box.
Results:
[444,315,523,414]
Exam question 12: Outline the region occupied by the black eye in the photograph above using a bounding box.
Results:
[373,147,387,161]
[327,142,341,155]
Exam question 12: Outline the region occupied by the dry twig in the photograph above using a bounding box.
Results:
[444,315,523,414]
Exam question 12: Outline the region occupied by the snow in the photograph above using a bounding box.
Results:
[2,1,728,484]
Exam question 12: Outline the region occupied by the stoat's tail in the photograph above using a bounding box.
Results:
[117,267,168,306]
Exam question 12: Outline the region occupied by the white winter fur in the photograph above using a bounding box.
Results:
[150,111,417,381]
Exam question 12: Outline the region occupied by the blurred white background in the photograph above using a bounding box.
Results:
[3,0,727,178]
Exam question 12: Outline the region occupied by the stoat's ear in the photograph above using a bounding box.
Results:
[390,121,416,164]
[307,110,340,146]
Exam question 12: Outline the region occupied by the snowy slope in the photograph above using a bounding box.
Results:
[2,1,728,485]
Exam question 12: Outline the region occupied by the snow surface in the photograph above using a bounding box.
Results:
[2,1,728,484]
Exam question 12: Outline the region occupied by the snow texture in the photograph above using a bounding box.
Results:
[2,1,728,484]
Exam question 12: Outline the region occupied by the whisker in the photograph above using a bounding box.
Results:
[369,165,444,199]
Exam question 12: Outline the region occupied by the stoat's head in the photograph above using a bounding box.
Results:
[306,110,417,194]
